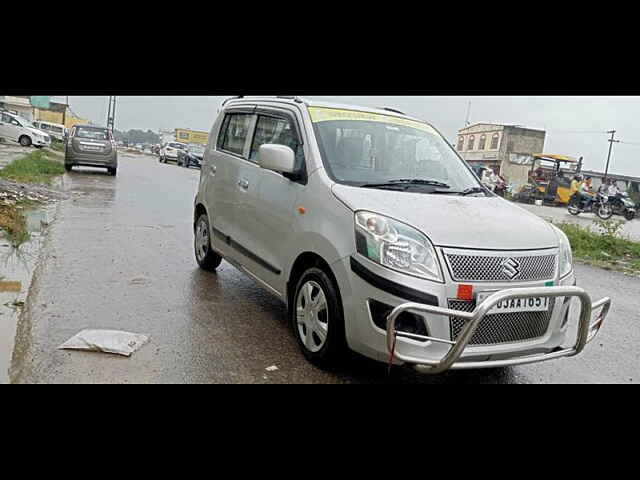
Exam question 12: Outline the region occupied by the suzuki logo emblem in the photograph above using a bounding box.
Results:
[501,258,521,279]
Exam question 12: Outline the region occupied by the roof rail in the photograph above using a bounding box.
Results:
[381,107,406,115]
[221,96,244,107]
[276,96,305,104]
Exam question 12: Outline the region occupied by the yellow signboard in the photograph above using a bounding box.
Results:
[308,107,437,134]
[175,128,209,145]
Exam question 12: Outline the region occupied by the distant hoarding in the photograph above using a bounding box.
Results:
[30,96,51,109]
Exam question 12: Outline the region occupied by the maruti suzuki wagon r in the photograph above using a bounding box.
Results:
[193,96,611,373]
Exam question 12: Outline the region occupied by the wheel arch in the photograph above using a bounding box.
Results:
[287,251,342,312]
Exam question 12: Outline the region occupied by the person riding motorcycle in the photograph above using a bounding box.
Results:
[569,175,582,207]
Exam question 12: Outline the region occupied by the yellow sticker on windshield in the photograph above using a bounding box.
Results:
[308,107,437,134]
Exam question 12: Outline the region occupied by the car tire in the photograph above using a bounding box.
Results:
[291,267,348,369]
[65,164,73,172]
[194,213,222,271]
[108,167,117,176]
[19,136,32,147]
[624,210,635,221]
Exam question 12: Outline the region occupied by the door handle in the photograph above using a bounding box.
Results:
[238,179,249,189]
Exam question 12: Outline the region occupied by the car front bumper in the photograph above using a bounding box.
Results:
[336,254,610,372]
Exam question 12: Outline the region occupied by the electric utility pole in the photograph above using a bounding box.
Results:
[465,101,472,126]
[604,130,619,181]
[106,96,117,131]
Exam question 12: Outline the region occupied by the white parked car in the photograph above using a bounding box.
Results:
[160,142,187,163]
[32,120,67,142]
[0,112,51,148]
[192,96,611,373]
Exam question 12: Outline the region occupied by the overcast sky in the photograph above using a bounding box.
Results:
[59,96,640,177]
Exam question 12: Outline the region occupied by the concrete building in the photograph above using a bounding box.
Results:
[0,96,34,119]
[457,123,546,186]
[0,96,89,128]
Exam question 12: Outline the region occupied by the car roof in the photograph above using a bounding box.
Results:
[223,97,428,124]
[75,124,108,130]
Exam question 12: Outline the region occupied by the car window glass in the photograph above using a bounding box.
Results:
[249,115,305,172]
[219,113,252,156]
[76,127,108,140]
[312,117,479,190]
[11,118,21,126]
[1,114,10,123]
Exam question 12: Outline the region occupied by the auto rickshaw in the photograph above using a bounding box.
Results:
[514,154,581,205]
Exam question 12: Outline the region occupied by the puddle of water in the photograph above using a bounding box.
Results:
[0,205,54,384]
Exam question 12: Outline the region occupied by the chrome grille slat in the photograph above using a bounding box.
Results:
[445,252,556,282]
[448,299,554,345]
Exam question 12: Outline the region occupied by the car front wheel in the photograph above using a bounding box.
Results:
[291,267,347,369]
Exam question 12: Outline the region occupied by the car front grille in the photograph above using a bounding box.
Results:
[448,299,554,345]
[445,251,557,282]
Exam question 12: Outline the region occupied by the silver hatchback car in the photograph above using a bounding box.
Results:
[193,97,611,373]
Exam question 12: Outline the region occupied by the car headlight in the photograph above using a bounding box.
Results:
[355,211,443,282]
[552,225,573,278]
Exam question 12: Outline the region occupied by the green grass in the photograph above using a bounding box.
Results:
[50,140,65,152]
[554,221,640,275]
[0,150,65,184]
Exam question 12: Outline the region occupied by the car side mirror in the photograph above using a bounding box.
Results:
[258,144,296,174]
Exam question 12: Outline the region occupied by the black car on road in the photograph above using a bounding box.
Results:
[177,143,205,169]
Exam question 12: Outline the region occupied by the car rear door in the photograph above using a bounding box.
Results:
[72,127,113,156]
[203,107,256,261]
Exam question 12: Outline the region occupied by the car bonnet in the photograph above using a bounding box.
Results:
[331,184,559,250]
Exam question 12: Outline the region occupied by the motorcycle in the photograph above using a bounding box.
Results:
[608,192,636,220]
[568,192,613,219]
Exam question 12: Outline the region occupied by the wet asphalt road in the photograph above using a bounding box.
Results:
[10,153,640,383]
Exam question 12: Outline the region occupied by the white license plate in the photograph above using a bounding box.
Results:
[84,146,101,152]
[477,292,551,314]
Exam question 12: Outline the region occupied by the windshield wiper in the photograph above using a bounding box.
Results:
[430,187,488,196]
[361,179,451,190]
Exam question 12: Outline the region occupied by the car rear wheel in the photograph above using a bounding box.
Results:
[624,210,635,221]
[19,136,32,147]
[291,267,347,369]
[65,164,73,172]
[108,167,117,176]
[194,214,222,271]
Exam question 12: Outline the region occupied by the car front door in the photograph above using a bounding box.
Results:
[0,113,13,140]
[232,107,307,295]
[204,108,255,261]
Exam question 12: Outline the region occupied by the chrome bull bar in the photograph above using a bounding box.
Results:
[386,286,611,374]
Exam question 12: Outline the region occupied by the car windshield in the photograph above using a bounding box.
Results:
[76,127,109,140]
[310,107,483,193]
[169,143,185,149]
[16,116,34,128]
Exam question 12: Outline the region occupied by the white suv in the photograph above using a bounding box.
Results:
[193,97,611,373]
[0,112,51,148]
